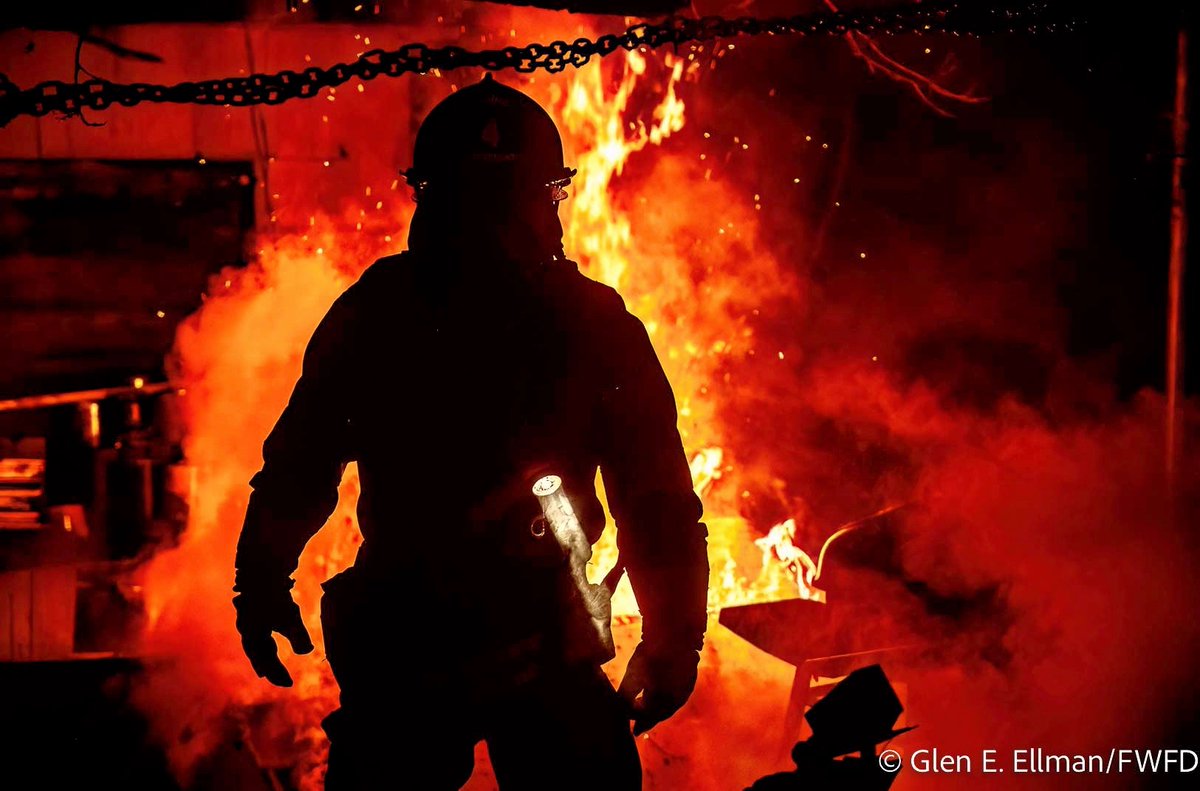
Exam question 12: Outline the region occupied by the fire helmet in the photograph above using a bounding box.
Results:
[403,74,576,201]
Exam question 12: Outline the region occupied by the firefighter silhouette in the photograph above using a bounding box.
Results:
[232,75,710,790]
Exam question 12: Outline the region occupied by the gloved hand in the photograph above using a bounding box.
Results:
[233,584,314,687]
[617,640,700,735]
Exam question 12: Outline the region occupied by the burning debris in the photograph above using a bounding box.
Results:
[755,519,826,603]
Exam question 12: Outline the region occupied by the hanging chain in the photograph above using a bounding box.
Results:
[0,1,1081,127]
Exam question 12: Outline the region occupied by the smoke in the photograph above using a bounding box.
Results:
[646,28,1200,788]
[605,133,1200,788]
[135,219,388,785]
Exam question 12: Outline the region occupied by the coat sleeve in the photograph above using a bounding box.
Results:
[233,284,360,593]
[596,296,710,653]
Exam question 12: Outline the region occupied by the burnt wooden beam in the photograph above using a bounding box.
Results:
[468,0,689,15]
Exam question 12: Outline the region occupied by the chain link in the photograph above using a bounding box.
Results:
[0,1,1080,127]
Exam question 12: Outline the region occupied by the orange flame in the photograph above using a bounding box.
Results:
[540,49,813,616]
[142,37,810,789]
[754,519,827,604]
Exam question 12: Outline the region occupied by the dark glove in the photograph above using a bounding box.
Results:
[233,583,314,687]
[617,640,700,735]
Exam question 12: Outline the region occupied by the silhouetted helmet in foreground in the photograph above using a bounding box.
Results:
[404,74,576,203]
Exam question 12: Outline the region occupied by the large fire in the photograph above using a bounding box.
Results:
[140,24,817,788]
[131,9,1200,791]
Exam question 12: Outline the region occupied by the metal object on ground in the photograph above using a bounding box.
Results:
[746,664,913,791]
[720,597,920,751]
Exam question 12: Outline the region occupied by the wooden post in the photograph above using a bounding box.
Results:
[1167,22,1188,497]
